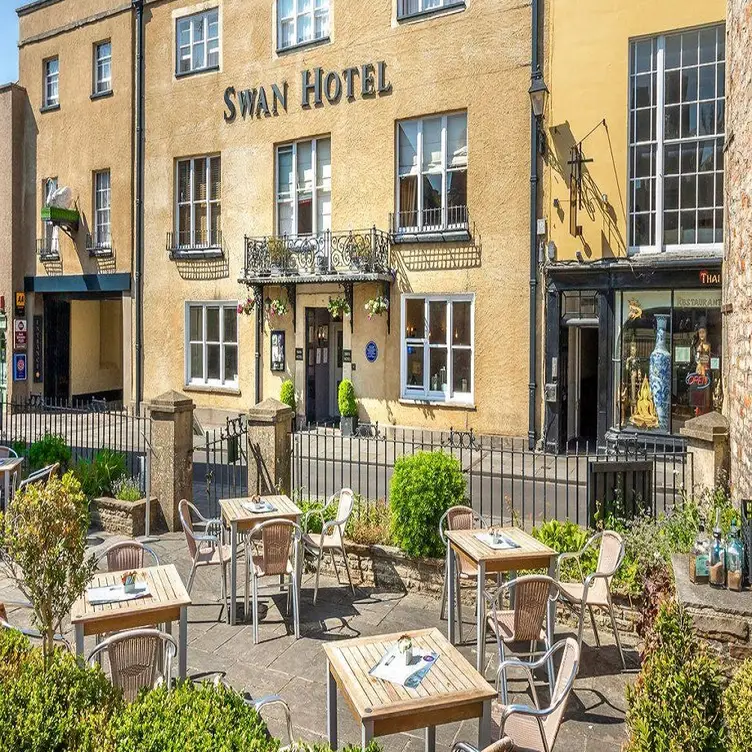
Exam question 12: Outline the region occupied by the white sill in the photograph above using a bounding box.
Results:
[184,383,241,396]
[399,397,475,410]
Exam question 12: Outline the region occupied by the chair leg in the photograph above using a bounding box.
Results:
[252,574,259,645]
[589,606,601,647]
[608,601,627,670]
[244,559,250,620]
[313,548,324,605]
[499,641,509,706]
[456,571,464,645]
[340,545,355,594]
[440,568,448,621]
[328,548,339,583]
[576,603,586,655]
[186,558,198,594]
[292,573,300,640]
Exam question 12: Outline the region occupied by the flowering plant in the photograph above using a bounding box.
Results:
[365,295,389,319]
[266,298,290,318]
[328,296,351,318]
[237,297,256,316]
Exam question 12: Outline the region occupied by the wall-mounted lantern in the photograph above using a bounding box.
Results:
[528,67,549,154]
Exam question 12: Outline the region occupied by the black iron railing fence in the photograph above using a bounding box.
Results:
[166,229,223,259]
[292,424,695,528]
[0,396,151,482]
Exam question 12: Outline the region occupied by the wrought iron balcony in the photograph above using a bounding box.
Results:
[390,205,471,243]
[241,228,392,283]
[166,229,223,260]
[36,236,60,262]
[86,233,114,258]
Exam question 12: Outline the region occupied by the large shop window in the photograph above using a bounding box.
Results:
[277,0,329,51]
[186,303,238,388]
[396,112,468,233]
[176,9,220,75]
[398,0,465,20]
[43,57,59,108]
[616,289,722,436]
[629,25,725,252]
[176,156,221,249]
[93,170,111,248]
[276,137,331,236]
[401,294,474,403]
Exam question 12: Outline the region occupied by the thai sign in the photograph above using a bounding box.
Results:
[223,61,392,123]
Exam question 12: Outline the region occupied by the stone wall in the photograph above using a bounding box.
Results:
[725,1,752,501]
[89,497,158,538]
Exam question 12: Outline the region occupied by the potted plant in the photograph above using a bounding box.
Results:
[268,237,289,276]
[338,379,358,436]
[238,296,256,316]
[266,297,289,318]
[365,295,389,319]
[328,296,351,320]
[348,239,372,272]
[397,635,413,666]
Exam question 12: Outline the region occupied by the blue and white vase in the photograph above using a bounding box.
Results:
[649,314,671,431]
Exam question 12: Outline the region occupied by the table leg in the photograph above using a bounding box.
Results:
[447,545,456,644]
[478,699,491,750]
[361,720,374,749]
[3,471,9,512]
[179,605,188,680]
[230,521,238,626]
[425,725,436,752]
[327,661,338,750]
[75,623,84,659]
[546,557,557,694]
[476,560,486,674]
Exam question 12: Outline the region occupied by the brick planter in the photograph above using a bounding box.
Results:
[89,496,158,537]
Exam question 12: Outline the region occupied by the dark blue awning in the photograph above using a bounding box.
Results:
[24,274,131,294]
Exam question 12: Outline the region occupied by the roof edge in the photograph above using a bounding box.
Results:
[0,82,26,94]
[17,0,65,18]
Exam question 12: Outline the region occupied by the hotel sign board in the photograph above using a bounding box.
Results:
[224,61,392,123]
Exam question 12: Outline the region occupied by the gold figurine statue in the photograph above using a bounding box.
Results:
[630,376,659,429]
[713,374,724,412]
[624,339,640,414]
[695,324,711,378]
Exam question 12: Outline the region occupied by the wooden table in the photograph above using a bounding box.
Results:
[446,527,558,673]
[71,564,192,678]
[324,628,495,752]
[219,494,302,626]
[0,456,23,512]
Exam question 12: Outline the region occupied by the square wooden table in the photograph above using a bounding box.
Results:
[71,564,192,678]
[0,456,23,512]
[324,628,495,752]
[219,494,302,626]
[446,527,558,672]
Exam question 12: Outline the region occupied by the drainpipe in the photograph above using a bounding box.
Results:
[133,0,145,410]
[255,294,262,405]
[528,0,541,450]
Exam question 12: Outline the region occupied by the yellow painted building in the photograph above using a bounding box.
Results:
[539,0,727,450]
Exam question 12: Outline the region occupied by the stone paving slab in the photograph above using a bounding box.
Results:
[0,532,636,751]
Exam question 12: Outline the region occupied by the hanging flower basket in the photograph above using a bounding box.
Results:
[266,297,290,318]
[328,296,351,319]
[365,295,389,319]
[238,297,256,316]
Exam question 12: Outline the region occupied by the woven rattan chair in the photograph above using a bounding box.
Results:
[88,628,177,702]
[96,540,160,571]
[179,499,232,601]
[439,505,491,644]
[486,575,561,704]
[454,638,580,752]
[245,518,302,644]
[0,600,70,650]
[301,488,355,604]
[556,530,626,669]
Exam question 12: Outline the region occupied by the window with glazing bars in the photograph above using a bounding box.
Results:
[277,0,329,50]
[398,0,465,19]
[629,25,725,251]
[43,57,59,107]
[176,9,219,75]
[94,41,112,94]
[186,303,238,387]
[93,170,111,247]
[176,156,221,248]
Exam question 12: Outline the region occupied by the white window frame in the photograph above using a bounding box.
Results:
[396,112,468,233]
[628,25,725,255]
[276,137,331,237]
[93,170,111,248]
[43,57,59,108]
[42,177,59,255]
[185,302,238,388]
[277,0,330,51]
[398,0,465,20]
[176,8,220,76]
[400,293,474,404]
[93,41,112,95]
[175,155,221,249]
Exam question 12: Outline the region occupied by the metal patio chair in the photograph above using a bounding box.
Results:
[485,575,561,704]
[16,462,59,493]
[439,505,491,644]
[87,628,177,702]
[96,540,160,571]
[178,499,232,601]
[454,638,580,752]
[556,530,626,669]
[245,518,302,643]
[0,446,18,459]
[0,600,71,650]
[301,488,355,604]
[246,695,296,748]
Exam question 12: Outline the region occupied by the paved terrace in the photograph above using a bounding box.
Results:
[0,533,635,752]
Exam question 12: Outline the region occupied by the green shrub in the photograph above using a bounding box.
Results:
[338,380,357,418]
[0,631,120,752]
[725,658,752,752]
[27,434,71,472]
[113,476,143,502]
[345,497,393,546]
[390,451,465,557]
[111,681,272,752]
[280,380,296,412]
[625,600,726,752]
[299,497,338,534]
[532,519,594,580]
[74,448,127,499]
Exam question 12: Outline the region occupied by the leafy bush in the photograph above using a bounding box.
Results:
[625,600,726,752]
[27,434,71,472]
[74,448,127,499]
[280,380,296,412]
[113,476,143,502]
[0,630,120,752]
[345,497,393,546]
[299,497,338,535]
[390,451,465,558]
[532,519,595,581]
[338,380,357,418]
[725,659,752,752]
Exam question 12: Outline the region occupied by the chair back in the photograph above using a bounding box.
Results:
[17,462,59,491]
[440,505,488,544]
[254,519,300,577]
[596,530,625,589]
[543,637,580,744]
[178,499,198,559]
[98,540,159,572]
[0,446,18,459]
[334,488,355,528]
[510,575,559,642]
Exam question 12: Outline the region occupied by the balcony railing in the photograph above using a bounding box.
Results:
[166,229,223,260]
[390,205,471,242]
[242,228,391,280]
[86,233,113,258]
[37,236,60,261]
